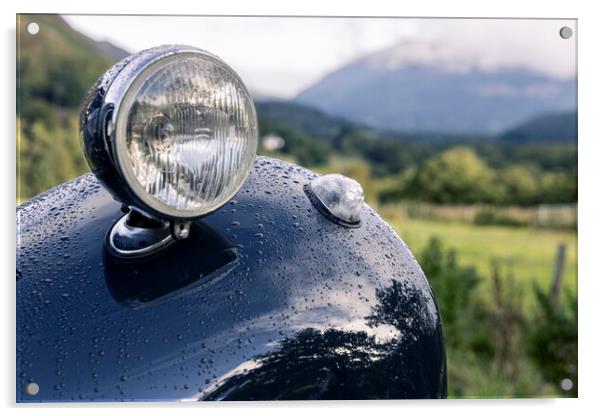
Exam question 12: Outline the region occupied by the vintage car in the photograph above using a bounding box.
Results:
[16,45,447,401]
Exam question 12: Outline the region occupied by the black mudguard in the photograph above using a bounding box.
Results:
[16,156,447,401]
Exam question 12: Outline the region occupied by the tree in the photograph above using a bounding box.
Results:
[498,165,538,205]
[17,114,87,200]
[410,147,494,203]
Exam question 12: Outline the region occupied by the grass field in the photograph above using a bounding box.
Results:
[385,215,577,307]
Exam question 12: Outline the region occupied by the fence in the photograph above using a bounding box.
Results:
[381,202,577,229]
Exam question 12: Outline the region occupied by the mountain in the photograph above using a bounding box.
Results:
[18,14,129,64]
[92,39,130,62]
[256,99,464,144]
[17,14,129,119]
[256,100,353,141]
[501,111,577,143]
[295,39,576,136]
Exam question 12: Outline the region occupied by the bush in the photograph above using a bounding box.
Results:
[419,236,576,397]
[527,285,578,396]
[420,237,481,349]
[410,147,495,204]
[17,114,88,200]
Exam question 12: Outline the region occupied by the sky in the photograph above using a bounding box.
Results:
[63,15,576,99]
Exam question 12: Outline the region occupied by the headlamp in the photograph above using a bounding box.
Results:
[81,45,258,222]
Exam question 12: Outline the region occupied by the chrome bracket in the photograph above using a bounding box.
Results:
[106,211,176,258]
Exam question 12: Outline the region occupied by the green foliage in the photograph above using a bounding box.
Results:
[379,146,577,206]
[419,237,481,349]
[408,147,495,204]
[17,114,88,199]
[17,15,119,200]
[419,236,576,397]
[539,171,578,204]
[17,15,114,121]
[527,284,578,396]
[17,15,120,200]
[498,165,538,204]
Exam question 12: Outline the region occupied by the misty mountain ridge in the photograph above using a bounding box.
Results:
[502,111,577,143]
[296,39,576,136]
[91,39,130,62]
[257,99,575,144]
[358,39,560,75]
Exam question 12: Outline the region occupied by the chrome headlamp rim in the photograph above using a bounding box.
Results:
[81,45,258,221]
[112,50,257,219]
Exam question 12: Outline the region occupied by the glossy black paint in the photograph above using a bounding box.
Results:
[16,157,447,402]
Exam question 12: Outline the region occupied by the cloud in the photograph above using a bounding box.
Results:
[413,19,576,78]
[63,15,575,98]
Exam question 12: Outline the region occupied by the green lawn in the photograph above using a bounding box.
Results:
[387,216,577,305]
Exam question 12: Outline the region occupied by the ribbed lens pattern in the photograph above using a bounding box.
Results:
[123,54,257,215]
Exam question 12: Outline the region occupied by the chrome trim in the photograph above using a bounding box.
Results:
[106,213,175,258]
[303,183,362,228]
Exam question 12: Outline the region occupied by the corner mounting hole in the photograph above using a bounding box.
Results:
[26,382,40,395]
[27,22,39,35]
[560,378,573,391]
[559,26,573,39]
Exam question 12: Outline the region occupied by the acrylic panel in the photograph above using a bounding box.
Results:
[16,14,577,402]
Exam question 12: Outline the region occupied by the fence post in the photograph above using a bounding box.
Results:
[550,243,566,306]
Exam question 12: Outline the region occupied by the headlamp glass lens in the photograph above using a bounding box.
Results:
[116,52,257,217]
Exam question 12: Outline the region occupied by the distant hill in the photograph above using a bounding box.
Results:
[256,100,353,141]
[256,100,461,144]
[92,39,130,62]
[17,14,131,200]
[249,89,281,103]
[17,14,129,119]
[296,39,576,136]
[501,112,577,143]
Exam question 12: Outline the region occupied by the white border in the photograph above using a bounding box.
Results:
[3,1,600,415]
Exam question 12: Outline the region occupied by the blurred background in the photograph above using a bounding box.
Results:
[16,14,577,398]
